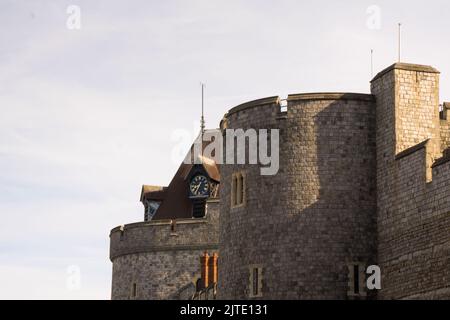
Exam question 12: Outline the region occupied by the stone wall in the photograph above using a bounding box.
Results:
[389,145,450,299]
[110,199,219,300]
[218,94,377,299]
[110,62,450,301]
[371,63,450,299]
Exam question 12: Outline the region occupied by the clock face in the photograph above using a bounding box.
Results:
[190,175,210,197]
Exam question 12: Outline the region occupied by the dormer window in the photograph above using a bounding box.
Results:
[144,200,160,221]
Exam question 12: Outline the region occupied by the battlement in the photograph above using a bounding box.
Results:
[394,139,450,184]
[110,200,219,261]
[287,92,374,102]
[225,92,375,124]
[227,96,280,116]
[394,138,450,169]
[109,218,218,260]
[439,102,450,120]
[371,62,440,83]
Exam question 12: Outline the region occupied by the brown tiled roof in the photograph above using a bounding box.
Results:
[142,130,221,220]
[182,155,220,182]
[140,185,167,202]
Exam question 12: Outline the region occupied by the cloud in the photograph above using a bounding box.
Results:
[0,262,110,299]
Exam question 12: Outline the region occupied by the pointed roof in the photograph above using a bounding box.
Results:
[141,130,220,220]
[140,185,167,202]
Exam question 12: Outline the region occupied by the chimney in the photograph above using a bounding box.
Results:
[200,252,210,289]
[208,253,218,285]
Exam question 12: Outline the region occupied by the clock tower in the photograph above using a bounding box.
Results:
[186,162,219,218]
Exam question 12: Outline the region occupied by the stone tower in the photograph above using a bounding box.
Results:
[218,94,378,299]
[371,63,450,299]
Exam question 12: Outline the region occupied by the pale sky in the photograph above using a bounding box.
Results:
[0,0,449,299]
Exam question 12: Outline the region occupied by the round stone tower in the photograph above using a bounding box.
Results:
[218,93,378,299]
[110,132,221,300]
[110,199,219,300]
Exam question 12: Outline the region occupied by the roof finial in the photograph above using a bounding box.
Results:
[371,48,374,79]
[398,23,402,62]
[200,82,206,160]
[200,82,206,135]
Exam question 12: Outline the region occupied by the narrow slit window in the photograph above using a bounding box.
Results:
[231,172,245,208]
[236,175,242,204]
[239,174,244,205]
[131,283,137,298]
[353,265,360,294]
[249,265,262,298]
[232,175,238,206]
[252,267,259,296]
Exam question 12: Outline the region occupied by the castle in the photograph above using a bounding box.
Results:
[109,62,450,300]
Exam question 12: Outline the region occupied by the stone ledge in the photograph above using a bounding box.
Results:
[371,62,440,82]
[227,96,280,116]
[442,102,450,120]
[431,153,450,168]
[110,218,209,235]
[395,139,429,160]
[287,92,375,103]
[226,92,375,117]
[110,243,219,260]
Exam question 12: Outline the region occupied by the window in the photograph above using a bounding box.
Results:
[144,200,160,221]
[252,267,259,295]
[210,182,219,198]
[232,176,237,204]
[238,175,244,204]
[192,199,206,218]
[249,265,263,298]
[347,263,366,298]
[131,282,137,299]
[231,172,246,208]
[353,265,360,294]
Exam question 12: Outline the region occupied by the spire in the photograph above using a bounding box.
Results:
[200,83,206,135]
[200,82,206,160]
[371,49,374,79]
[398,23,402,62]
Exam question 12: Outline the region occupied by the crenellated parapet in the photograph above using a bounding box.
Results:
[110,206,219,261]
[371,62,450,299]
